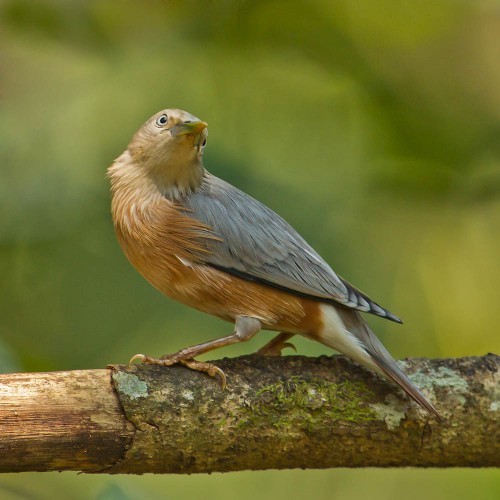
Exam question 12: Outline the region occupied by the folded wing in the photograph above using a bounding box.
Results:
[181,173,401,323]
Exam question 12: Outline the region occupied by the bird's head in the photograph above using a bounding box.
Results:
[126,108,208,199]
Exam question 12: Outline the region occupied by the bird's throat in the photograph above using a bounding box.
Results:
[153,159,204,200]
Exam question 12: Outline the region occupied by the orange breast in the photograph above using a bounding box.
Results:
[112,191,324,336]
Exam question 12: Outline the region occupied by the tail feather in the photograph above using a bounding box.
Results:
[335,308,441,419]
[371,353,442,420]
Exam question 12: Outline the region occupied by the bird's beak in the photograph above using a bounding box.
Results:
[170,121,208,137]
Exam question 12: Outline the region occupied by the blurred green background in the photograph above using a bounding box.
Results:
[1,0,499,498]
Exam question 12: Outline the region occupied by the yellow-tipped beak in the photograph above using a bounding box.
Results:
[170,121,208,137]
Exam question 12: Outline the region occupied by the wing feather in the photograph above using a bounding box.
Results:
[180,173,401,322]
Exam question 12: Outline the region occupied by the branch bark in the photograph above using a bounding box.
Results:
[0,354,498,473]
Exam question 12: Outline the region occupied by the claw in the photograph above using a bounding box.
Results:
[282,342,297,353]
[257,341,297,357]
[128,353,177,366]
[129,353,147,365]
[180,359,227,390]
[127,352,227,389]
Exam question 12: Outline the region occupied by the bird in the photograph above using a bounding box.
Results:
[107,108,440,419]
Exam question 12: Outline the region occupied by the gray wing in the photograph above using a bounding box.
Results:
[182,173,401,322]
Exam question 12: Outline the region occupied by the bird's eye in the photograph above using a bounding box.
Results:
[202,138,207,147]
[155,114,168,127]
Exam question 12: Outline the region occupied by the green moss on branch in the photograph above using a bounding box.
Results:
[109,354,500,473]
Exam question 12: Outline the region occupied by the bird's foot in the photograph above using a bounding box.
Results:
[257,332,296,357]
[129,353,227,389]
[179,358,227,390]
[257,342,296,356]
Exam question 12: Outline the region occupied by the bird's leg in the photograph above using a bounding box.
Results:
[257,332,296,356]
[129,317,261,388]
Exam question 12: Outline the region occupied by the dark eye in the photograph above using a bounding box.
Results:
[202,138,207,147]
[155,114,168,127]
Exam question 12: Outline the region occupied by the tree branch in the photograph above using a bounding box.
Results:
[0,354,498,473]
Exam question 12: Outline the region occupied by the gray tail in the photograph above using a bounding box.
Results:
[369,347,442,420]
[339,310,441,420]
